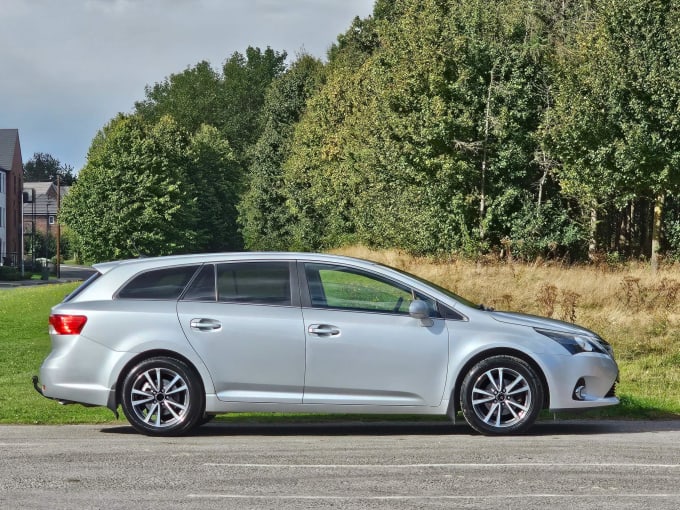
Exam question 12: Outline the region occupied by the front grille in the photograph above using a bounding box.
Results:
[605,382,617,398]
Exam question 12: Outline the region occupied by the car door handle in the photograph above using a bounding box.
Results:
[190,318,222,331]
[308,324,341,337]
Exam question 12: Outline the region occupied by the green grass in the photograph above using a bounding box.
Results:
[1,282,677,426]
[0,283,115,424]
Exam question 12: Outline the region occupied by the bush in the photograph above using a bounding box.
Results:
[506,198,587,261]
[0,266,21,281]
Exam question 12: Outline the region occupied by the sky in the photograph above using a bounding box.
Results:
[1,0,375,172]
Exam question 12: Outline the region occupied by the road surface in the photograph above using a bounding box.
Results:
[1,419,679,509]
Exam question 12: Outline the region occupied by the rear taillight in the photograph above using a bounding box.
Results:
[49,315,87,335]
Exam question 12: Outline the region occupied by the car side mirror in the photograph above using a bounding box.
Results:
[409,300,433,327]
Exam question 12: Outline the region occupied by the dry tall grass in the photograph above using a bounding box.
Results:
[333,246,680,415]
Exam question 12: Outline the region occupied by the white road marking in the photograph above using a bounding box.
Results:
[203,462,680,469]
[0,443,43,447]
[188,494,680,500]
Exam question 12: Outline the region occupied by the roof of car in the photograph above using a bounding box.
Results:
[92,252,379,274]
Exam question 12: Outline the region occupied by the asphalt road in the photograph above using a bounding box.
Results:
[57,264,96,281]
[1,419,679,509]
[0,264,94,290]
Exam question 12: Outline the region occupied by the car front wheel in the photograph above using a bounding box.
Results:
[460,355,543,435]
[121,356,204,436]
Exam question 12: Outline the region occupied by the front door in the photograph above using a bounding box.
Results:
[301,262,449,407]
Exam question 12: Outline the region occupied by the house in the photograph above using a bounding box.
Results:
[23,181,70,236]
[23,181,70,263]
[0,129,24,266]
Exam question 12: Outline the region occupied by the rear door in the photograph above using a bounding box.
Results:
[177,261,306,403]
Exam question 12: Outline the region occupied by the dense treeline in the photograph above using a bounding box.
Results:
[62,0,680,265]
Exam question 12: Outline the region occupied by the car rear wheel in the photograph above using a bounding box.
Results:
[460,355,543,435]
[121,357,204,436]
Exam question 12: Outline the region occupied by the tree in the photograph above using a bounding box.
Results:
[60,114,198,261]
[135,47,287,160]
[547,0,680,269]
[23,152,76,184]
[187,124,242,251]
[238,54,324,250]
[135,61,221,134]
[62,114,243,261]
[282,0,559,255]
[219,46,288,156]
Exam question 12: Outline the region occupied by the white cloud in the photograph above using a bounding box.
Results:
[0,0,374,170]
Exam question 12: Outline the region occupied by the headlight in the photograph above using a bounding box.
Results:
[535,328,613,357]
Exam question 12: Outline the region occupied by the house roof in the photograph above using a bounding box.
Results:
[24,181,55,197]
[0,129,20,172]
[23,182,70,216]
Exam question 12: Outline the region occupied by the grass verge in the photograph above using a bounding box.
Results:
[0,283,114,424]
[1,249,679,426]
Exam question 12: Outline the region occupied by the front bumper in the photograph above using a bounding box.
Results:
[544,351,620,411]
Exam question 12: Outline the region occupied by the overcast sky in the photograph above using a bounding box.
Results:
[1,0,374,172]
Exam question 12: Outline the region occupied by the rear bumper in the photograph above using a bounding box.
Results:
[32,375,72,404]
[33,374,118,416]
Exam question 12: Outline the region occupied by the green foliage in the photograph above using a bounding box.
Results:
[664,198,680,259]
[238,54,324,250]
[27,230,70,260]
[280,0,559,255]
[220,47,288,156]
[547,0,680,257]
[23,152,76,184]
[64,46,288,260]
[135,47,287,159]
[61,115,241,261]
[508,197,588,261]
[58,1,680,262]
[135,61,221,135]
[187,124,242,250]
[61,115,195,261]
[0,266,21,281]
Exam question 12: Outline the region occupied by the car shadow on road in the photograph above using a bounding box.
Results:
[99,418,680,437]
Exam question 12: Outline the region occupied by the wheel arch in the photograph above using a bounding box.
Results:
[447,348,550,416]
[111,349,208,414]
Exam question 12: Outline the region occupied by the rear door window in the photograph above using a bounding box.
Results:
[117,265,200,300]
[216,262,292,305]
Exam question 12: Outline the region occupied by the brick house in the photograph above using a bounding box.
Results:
[23,181,70,234]
[0,129,24,266]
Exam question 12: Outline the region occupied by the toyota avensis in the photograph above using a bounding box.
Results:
[34,252,619,436]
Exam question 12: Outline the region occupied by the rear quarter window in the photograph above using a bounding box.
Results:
[117,265,200,300]
[62,271,103,303]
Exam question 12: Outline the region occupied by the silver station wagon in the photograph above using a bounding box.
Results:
[34,252,619,436]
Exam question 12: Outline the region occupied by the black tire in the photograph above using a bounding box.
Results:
[121,356,204,436]
[460,355,543,435]
[198,414,216,426]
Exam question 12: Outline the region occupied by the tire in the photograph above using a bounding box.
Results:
[121,356,204,436]
[460,355,543,435]
[198,414,216,426]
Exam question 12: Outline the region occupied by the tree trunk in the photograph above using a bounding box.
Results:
[588,207,598,260]
[651,193,664,274]
[479,66,495,243]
